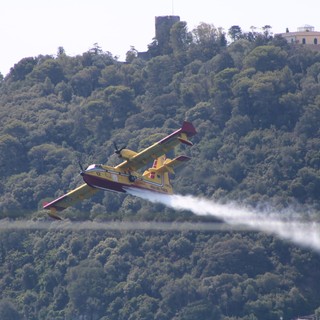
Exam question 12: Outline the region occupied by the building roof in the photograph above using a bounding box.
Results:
[278,25,320,36]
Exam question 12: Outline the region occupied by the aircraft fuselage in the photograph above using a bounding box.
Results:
[81,164,173,194]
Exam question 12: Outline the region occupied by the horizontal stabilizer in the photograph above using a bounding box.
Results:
[47,210,63,220]
[178,137,193,146]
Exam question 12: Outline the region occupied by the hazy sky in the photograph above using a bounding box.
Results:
[1,0,319,76]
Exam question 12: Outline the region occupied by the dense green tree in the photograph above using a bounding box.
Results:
[21,263,38,290]
[228,25,243,42]
[70,66,100,97]
[295,103,320,138]
[0,134,26,177]
[243,45,288,72]
[54,81,72,102]
[104,85,136,127]
[189,23,224,61]
[145,55,177,95]
[170,21,192,56]
[0,300,21,320]
[8,57,38,81]
[66,260,107,318]
[27,58,65,85]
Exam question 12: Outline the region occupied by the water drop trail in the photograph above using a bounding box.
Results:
[126,188,320,252]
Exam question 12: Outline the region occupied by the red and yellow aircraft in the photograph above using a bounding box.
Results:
[43,121,196,219]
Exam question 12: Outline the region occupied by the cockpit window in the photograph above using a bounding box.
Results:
[86,164,104,171]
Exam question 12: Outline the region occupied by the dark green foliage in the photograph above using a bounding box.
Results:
[0,300,21,320]
[1,22,320,319]
[70,66,100,97]
[229,25,243,42]
[243,45,288,72]
[8,57,38,81]
[27,58,65,85]
[1,230,319,319]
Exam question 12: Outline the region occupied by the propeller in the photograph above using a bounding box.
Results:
[78,160,84,174]
[113,142,126,157]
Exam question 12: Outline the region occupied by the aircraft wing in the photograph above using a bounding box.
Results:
[115,121,196,172]
[43,183,99,219]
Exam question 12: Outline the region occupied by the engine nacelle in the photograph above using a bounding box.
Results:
[119,149,137,160]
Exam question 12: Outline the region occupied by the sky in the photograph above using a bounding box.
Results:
[1,0,319,76]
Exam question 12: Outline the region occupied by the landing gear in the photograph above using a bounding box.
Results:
[129,174,136,183]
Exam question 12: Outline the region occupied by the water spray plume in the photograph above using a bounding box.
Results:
[126,188,320,253]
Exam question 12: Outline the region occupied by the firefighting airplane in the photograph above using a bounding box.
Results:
[43,121,196,220]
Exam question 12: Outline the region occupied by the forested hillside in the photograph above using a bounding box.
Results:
[1,22,320,319]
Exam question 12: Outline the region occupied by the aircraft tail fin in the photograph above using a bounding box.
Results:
[144,155,191,187]
[149,155,191,175]
[142,155,170,186]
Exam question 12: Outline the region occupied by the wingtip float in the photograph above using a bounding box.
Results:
[43,121,196,219]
